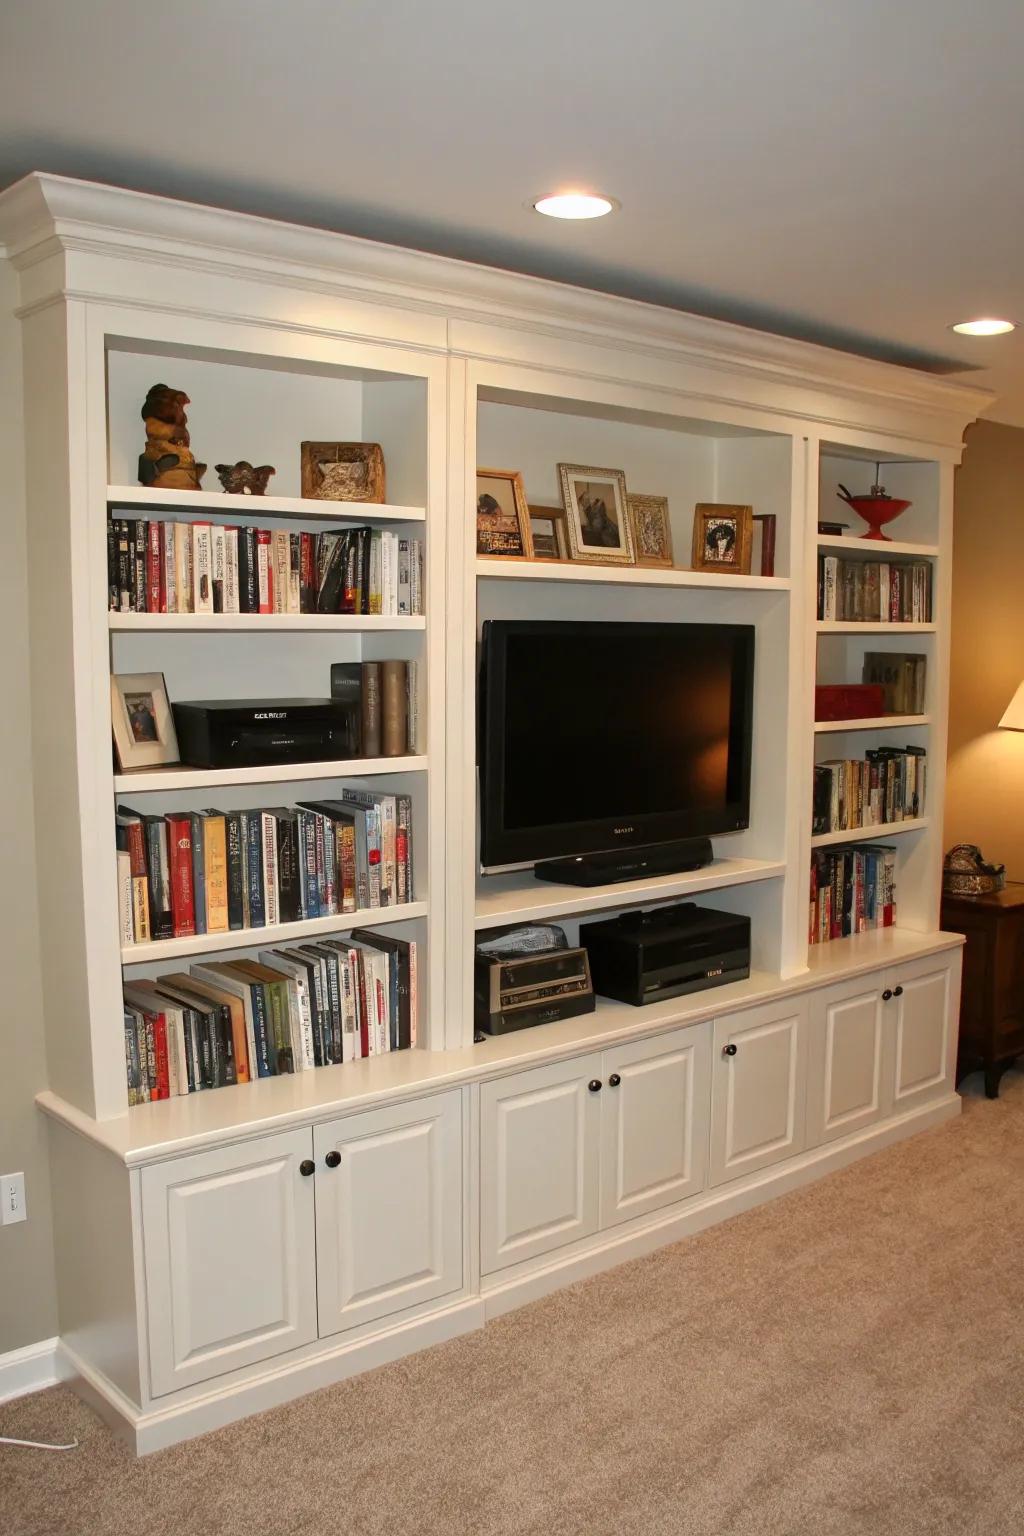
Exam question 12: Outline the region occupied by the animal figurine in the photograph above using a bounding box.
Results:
[214,461,276,496]
[138,384,206,491]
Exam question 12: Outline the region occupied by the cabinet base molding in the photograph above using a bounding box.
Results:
[0,1336,68,1405]
[480,1092,961,1321]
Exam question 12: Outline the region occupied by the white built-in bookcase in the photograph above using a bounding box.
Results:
[0,174,986,1140]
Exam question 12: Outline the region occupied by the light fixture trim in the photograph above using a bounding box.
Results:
[950,317,1016,336]
[532,191,619,221]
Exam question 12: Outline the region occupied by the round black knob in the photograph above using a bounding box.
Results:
[882,989,893,1002]
[723,1043,738,1057]
[588,1078,602,1093]
[608,1073,622,1088]
[324,1150,341,1169]
[893,985,904,998]
[299,1159,315,1178]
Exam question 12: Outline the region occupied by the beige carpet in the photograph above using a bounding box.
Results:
[4,1072,1024,1536]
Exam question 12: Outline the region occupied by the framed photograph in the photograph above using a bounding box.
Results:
[752,513,777,577]
[300,441,386,503]
[111,672,179,771]
[691,503,753,574]
[558,463,635,565]
[476,468,534,558]
[627,493,674,568]
[528,504,569,560]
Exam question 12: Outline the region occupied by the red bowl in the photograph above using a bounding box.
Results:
[841,495,911,541]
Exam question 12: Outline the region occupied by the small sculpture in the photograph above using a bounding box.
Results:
[943,844,1006,897]
[214,461,276,496]
[138,385,206,491]
[836,463,911,542]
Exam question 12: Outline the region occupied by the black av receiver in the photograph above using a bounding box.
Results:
[172,698,360,769]
[474,946,595,1035]
[580,902,750,1007]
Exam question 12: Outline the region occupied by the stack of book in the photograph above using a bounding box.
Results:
[812,747,926,835]
[817,557,932,622]
[117,792,414,945]
[108,516,424,616]
[123,930,417,1101]
[810,846,897,944]
[862,652,928,714]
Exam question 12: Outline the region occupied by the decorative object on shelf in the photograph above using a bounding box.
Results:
[214,461,276,496]
[138,385,206,491]
[111,671,179,770]
[998,680,1024,730]
[818,519,849,536]
[528,504,568,560]
[814,684,886,722]
[691,503,753,574]
[627,493,673,569]
[751,513,777,577]
[300,441,385,502]
[476,468,533,558]
[943,844,1006,897]
[836,464,911,541]
[558,463,635,565]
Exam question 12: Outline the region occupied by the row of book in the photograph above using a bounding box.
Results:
[107,517,424,616]
[861,651,928,715]
[817,557,932,623]
[810,845,897,944]
[123,930,417,1101]
[117,791,414,945]
[812,748,926,835]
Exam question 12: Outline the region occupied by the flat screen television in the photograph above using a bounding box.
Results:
[478,619,755,871]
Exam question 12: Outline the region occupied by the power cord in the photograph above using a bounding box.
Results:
[0,1435,79,1450]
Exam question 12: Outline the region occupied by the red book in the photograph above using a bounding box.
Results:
[151,1010,170,1099]
[256,528,274,613]
[300,531,315,613]
[146,521,164,612]
[165,812,196,938]
[353,949,371,1058]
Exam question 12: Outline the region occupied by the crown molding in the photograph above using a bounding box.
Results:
[0,171,994,434]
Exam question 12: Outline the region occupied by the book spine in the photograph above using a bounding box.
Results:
[300,531,316,612]
[145,818,173,940]
[272,529,288,613]
[256,529,273,612]
[132,520,147,612]
[152,1011,170,1100]
[117,850,134,944]
[397,794,413,903]
[361,661,382,756]
[380,659,407,756]
[313,814,328,913]
[190,812,207,934]
[248,986,274,1077]
[204,817,229,933]
[288,532,302,613]
[226,811,244,929]
[146,520,163,612]
[244,811,265,926]
[223,526,240,613]
[162,521,177,614]
[166,814,196,938]
[262,812,280,926]
[107,520,119,611]
[124,1012,142,1105]
[192,523,213,613]
[174,521,193,613]
[397,537,411,615]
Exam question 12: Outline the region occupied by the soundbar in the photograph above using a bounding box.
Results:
[533,836,714,888]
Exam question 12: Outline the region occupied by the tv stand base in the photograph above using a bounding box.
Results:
[533,837,714,888]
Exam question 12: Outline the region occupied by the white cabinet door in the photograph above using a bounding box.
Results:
[709,998,808,1187]
[480,1054,601,1275]
[807,975,892,1145]
[892,954,955,1111]
[600,1025,710,1229]
[141,1128,317,1398]
[314,1090,463,1338]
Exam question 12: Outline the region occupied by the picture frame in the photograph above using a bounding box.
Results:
[528,504,569,561]
[752,513,777,577]
[111,672,179,771]
[476,468,534,558]
[300,441,386,503]
[691,503,753,574]
[558,463,635,565]
[627,493,674,568]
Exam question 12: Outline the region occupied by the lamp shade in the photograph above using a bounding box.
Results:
[999,681,1024,730]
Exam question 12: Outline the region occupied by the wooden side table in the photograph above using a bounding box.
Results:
[941,882,1024,1098]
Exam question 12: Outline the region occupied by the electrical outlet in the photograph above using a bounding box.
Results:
[1,1172,26,1226]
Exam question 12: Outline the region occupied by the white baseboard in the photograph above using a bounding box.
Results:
[0,1336,69,1405]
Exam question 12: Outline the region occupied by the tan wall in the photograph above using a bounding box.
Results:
[0,258,59,1352]
[946,419,1024,880]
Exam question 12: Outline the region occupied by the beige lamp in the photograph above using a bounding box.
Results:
[999,682,1024,731]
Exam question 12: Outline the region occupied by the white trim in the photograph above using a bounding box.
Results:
[0,1336,68,1404]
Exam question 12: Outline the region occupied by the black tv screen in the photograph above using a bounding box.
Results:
[479,619,755,869]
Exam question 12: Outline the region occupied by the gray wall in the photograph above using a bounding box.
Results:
[0,256,59,1353]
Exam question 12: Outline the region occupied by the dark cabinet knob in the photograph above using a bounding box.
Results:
[882,989,893,1002]
[588,1078,603,1093]
[299,1159,315,1178]
[893,985,904,998]
[608,1073,622,1087]
[723,1043,738,1057]
[324,1150,341,1168]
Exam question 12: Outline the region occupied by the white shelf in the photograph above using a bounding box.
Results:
[107,485,425,524]
[816,535,939,559]
[810,817,930,849]
[476,558,790,592]
[114,755,428,793]
[474,857,785,929]
[121,900,427,965]
[816,621,936,635]
[108,612,425,632]
[805,925,960,973]
[813,715,930,733]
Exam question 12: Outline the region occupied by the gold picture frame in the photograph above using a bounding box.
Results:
[627,493,674,569]
[691,503,753,574]
[558,463,635,565]
[477,468,534,558]
[111,672,179,771]
[528,504,569,560]
[300,441,386,503]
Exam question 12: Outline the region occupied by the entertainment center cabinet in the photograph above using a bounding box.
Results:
[0,174,988,1452]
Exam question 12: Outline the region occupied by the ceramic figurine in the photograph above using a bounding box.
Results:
[138,384,206,491]
[214,461,276,496]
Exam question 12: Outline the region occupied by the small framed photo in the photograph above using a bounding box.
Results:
[300,441,386,503]
[558,463,635,565]
[528,504,569,560]
[477,468,534,558]
[111,673,179,771]
[691,503,753,574]
[752,513,777,577]
[627,493,674,569]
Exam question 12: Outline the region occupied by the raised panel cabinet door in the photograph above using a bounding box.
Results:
[140,1128,317,1398]
[709,998,808,1187]
[480,1054,602,1275]
[314,1089,463,1339]
[806,976,893,1146]
[599,1024,711,1229]
[892,954,955,1111]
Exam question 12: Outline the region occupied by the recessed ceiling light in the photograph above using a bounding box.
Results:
[533,192,618,220]
[950,317,1016,336]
